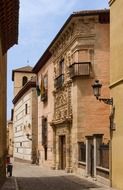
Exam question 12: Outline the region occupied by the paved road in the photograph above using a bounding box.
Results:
[16,176,100,190]
[2,162,114,190]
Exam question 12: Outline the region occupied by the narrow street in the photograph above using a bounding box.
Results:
[1,162,113,190]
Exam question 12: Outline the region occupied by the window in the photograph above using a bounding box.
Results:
[20,142,22,147]
[22,76,28,86]
[99,143,109,169]
[59,59,64,75]
[42,117,47,147]
[25,104,28,115]
[78,142,86,162]
[54,59,64,89]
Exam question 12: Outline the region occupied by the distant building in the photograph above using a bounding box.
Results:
[7,120,14,157]
[12,66,38,163]
[33,9,110,183]
[109,0,123,189]
[0,0,19,176]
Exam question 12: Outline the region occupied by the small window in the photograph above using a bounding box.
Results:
[59,59,64,75]
[54,59,64,89]
[25,104,28,115]
[22,76,28,86]
[42,117,47,146]
[20,142,22,147]
[78,142,86,162]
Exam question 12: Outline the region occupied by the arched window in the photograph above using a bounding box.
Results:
[22,76,28,86]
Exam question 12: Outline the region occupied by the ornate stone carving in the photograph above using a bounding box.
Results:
[53,84,72,125]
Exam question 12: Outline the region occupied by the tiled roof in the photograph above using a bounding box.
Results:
[13,66,33,72]
[73,9,109,15]
[12,66,33,81]
[0,0,19,54]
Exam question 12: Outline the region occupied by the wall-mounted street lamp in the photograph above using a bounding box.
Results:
[26,133,32,141]
[92,80,113,106]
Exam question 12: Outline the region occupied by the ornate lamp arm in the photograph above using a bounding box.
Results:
[98,97,113,106]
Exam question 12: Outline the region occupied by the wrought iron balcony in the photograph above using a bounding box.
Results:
[54,74,64,89]
[69,62,91,78]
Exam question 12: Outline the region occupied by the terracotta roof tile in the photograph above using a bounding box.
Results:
[0,0,19,54]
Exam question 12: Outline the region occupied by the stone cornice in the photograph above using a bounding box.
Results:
[50,117,72,127]
[52,34,95,63]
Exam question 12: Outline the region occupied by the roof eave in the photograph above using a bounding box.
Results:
[32,9,109,73]
[12,81,36,104]
[0,0,19,54]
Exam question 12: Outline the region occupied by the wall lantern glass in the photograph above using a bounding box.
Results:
[92,80,102,99]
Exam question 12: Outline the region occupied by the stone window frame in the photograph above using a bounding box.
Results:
[78,142,86,163]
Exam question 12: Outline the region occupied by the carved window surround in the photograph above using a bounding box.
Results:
[52,82,72,126]
[54,74,64,89]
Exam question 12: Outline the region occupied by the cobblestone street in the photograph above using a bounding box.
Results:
[1,162,115,190]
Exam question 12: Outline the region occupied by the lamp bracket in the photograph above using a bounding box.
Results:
[98,97,113,106]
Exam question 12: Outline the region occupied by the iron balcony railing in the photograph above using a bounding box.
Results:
[54,74,64,89]
[69,62,91,78]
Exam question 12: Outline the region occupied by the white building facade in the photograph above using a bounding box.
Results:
[12,66,38,162]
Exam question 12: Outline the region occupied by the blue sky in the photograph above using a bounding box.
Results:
[7,0,109,119]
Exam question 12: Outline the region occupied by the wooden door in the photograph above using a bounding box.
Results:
[59,135,66,169]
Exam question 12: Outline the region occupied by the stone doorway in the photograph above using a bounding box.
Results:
[59,135,66,169]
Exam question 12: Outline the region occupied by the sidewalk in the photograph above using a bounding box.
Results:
[0,176,116,190]
[1,177,18,190]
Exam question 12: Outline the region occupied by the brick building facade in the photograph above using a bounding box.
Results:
[33,9,110,183]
